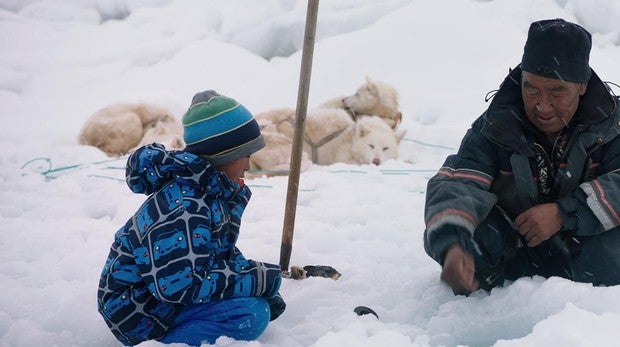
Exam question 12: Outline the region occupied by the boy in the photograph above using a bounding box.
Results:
[97,90,285,345]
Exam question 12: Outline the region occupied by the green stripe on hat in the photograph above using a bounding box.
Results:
[183,95,239,126]
[182,90,265,165]
[183,103,255,145]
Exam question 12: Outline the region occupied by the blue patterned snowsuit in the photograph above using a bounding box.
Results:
[97,144,283,345]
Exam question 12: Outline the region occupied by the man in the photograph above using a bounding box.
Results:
[97,90,285,345]
[424,19,620,295]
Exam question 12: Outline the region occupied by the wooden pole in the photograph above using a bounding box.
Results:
[279,0,320,272]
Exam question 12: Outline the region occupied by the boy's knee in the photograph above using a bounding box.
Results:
[240,298,271,340]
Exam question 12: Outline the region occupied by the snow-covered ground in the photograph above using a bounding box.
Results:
[2,0,620,346]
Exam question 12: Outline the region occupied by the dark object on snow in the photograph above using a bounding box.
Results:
[286,265,341,280]
[354,306,379,319]
[266,294,287,321]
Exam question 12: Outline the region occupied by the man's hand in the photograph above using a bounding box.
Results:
[515,203,562,247]
[441,245,479,295]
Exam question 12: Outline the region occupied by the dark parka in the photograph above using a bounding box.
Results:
[424,66,620,282]
[97,144,282,345]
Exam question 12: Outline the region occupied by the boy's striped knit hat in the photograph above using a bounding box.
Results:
[182,90,265,166]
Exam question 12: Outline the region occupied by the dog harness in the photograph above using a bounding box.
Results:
[303,127,348,163]
[259,115,348,164]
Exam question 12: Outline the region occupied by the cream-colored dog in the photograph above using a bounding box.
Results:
[78,103,184,157]
[304,110,406,165]
[248,77,405,177]
[249,106,406,176]
[321,77,402,129]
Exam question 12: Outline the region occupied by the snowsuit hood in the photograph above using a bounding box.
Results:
[126,143,227,196]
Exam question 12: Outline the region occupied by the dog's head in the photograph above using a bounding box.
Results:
[342,77,401,129]
[351,116,406,165]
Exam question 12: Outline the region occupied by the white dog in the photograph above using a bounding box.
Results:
[248,78,406,176]
[304,110,406,166]
[321,77,402,129]
[256,77,402,134]
[78,103,184,157]
[249,106,406,176]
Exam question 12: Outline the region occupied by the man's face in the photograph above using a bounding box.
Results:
[521,71,587,140]
[216,156,250,184]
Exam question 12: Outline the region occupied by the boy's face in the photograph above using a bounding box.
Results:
[216,156,251,184]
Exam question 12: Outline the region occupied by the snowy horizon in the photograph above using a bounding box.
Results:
[2,0,620,346]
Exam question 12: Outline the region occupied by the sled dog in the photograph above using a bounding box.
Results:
[250,107,406,176]
[78,103,184,157]
[321,77,402,129]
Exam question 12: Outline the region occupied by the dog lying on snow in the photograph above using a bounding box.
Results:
[79,77,402,169]
[255,77,402,137]
[321,76,402,129]
[249,107,407,176]
[78,103,184,157]
[304,109,406,165]
[249,77,405,176]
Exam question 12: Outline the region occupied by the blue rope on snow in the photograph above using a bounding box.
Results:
[21,156,128,180]
[402,137,456,151]
[20,155,438,193]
